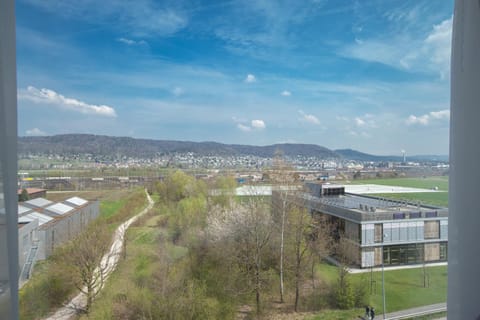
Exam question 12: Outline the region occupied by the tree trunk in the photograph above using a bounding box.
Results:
[256,267,261,314]
[279,201,286,303]
[311,256,316,290]
[294,271,300,312]
[86,284,93,313]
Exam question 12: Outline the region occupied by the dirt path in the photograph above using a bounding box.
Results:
[44,190,154,320]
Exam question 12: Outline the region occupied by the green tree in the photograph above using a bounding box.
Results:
[335,266,354,309]
[19,188,29,201]
[211,175,236,208]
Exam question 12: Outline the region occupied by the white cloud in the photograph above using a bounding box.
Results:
[406,109,449,126]
[430,109,450,119]
[281,90,291,96]
[172,87,184,96]
[245,74,256,83]
[117,37,147,46]
[341,16,452,79]
[423,17,452,79]
[237,123,252,132]
[251,119,266,129]
[234,118,265,131]
[25,0,187,37]
[25,128,47,136]
[406,114,430,126]
[19,86,117,117]
[298,110,320,125]
[355,117,366,127]
[354,114,376,128]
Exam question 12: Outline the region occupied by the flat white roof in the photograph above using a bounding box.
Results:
[45,203,75,216]
[64,196,88,207]
[19,216,35,224]
[18,205,33,215]
[25,197,53,208]
[345,184,444,194]
[24,211,54,226]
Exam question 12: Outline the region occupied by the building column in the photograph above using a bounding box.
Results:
[0,0,19,318]
[448,1,480,318]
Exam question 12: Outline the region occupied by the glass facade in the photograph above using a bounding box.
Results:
[383,243,448,266]
[383,244,424,266]
[440,242,448,261]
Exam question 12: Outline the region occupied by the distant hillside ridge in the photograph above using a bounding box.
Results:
[335,148,448,162]
[18,134,340,159]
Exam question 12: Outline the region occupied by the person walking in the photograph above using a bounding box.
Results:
[370,307,375,319]
[365,306,371,320]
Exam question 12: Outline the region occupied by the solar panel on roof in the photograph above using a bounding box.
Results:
[24,212,53,226]
[65,196,88,207]
[45,203,75,215]
[25,197,53,208]
[18,205,32,215]
[19,216,34,223]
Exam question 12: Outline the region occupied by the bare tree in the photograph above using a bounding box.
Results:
[288,205,312,312]
[207,188,273,314]
[270,153,299,304]
[308,214,336,291]
[64,222,112,313]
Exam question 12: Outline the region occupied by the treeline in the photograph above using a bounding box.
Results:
[85,168,368,319]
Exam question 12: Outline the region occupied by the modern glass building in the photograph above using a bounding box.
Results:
[273,183,448,268]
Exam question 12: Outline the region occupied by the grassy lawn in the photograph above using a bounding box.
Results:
[346,177,448,191]
[370,192,448,207]
[100,198,128,219]
[83,209,191,319]
[307,308,364,320]
[316,263,447,315]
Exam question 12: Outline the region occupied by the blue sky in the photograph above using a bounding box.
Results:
[16,0,453,155]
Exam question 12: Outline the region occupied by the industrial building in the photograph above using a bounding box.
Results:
[272,183,448,268]
[17,188,47,201]
[17,196,99,284]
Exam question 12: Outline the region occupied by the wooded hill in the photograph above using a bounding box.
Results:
[18,134,448,162]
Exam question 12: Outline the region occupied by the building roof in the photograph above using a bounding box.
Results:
[17,195,92,227]
[320,184,345,189]
[23,211,54,226]
[64,196,88,207]
[17,188,46,195]
[18,215,35,224]
[18,205,33,215]
[307,193,441,214]
[44,203,75,216]
[24,197,53,208]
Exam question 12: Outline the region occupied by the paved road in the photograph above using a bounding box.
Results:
[44,190,154,320]
[358,303,446,320]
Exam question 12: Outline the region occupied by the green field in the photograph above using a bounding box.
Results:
[316,263,447,315]
[347,177,448,191]
[370,192,448,207]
